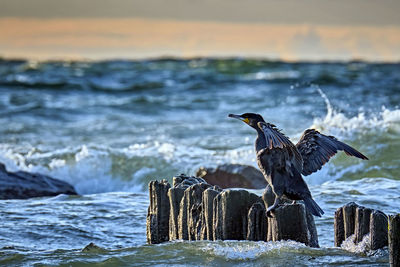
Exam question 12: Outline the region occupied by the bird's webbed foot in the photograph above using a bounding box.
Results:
[266,197,280,218]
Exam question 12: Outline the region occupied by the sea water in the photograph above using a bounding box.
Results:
[0,58,399,266]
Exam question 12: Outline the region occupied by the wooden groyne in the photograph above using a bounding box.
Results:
[147,175,399,266]
[147,174,319,247]
[334,202,388,250]
[334,202,400,267]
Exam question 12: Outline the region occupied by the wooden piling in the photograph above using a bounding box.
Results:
[334,207,345,247]
[355,206,372,243]
[370,210,388,250]
[247,202,267,241]
[389,214,400,267]
[343,202,358,239]
[147,175,319,247]
[146,180,171,244]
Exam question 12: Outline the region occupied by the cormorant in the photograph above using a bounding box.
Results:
[228,113,368,217]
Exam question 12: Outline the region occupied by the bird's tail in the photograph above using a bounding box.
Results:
[303,197,324,217]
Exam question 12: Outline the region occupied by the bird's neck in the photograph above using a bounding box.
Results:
[255,127,266,153]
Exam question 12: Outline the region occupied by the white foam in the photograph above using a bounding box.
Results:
[202,240,306,260]
[0,145,148,195]
[312,88,400,137]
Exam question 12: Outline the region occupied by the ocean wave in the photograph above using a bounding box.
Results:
[312,88,400,136]
[0,144,180,194]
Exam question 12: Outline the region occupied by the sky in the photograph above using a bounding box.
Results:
[1,0,400,61]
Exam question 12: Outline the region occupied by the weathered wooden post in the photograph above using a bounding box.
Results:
[146,180,171,244]
[370,210,388,250]
[213,189,261,240]
[343,202,358,240]
[168,186,185,240]
[201,187,221,240]
[389,214,400,267]
[355,206,372,243]
[147,175,320,247]
[262,185,319,247]
[334,207,345,247]
[247,202,267,241]
[334,202,389,253]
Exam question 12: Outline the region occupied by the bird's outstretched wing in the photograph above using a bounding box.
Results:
[296,129,368,176]
[257,122,303,173]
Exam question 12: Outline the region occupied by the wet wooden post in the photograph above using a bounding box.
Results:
[168,187,185,240]
[147,176,320,247]
[201,187,221,240]
[146,180,171,244]
[262,185,319,247]
[247,202,267,241]
[389,214,400,267]
[343,202,358,239]
[355,206,372,243]
[213,189,261,240]
[334,207,345,246]
[370,210,388,250]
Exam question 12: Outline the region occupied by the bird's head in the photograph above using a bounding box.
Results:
[228,113,265,129]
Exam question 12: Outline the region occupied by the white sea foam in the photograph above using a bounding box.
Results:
[202,240,307,260]
[0,145,154,194]
[312,88,400,137]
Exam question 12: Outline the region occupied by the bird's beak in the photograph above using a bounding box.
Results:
[228,114,249,124]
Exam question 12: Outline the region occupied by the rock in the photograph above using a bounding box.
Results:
[146,180,171,244]
[195,164,267,189]
[0,162,77,200]
[81,242,106,252]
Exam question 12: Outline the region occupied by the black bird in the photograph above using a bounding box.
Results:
[228,113,368,217]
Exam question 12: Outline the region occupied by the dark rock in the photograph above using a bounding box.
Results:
[195,164,267,189]
[81,242,106,253]
[0,162,77,200]
[146,180,171,244]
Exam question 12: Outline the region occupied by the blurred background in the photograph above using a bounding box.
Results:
[1,0,400,61]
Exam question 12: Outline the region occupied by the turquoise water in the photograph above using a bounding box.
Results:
[0,58,399,266]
